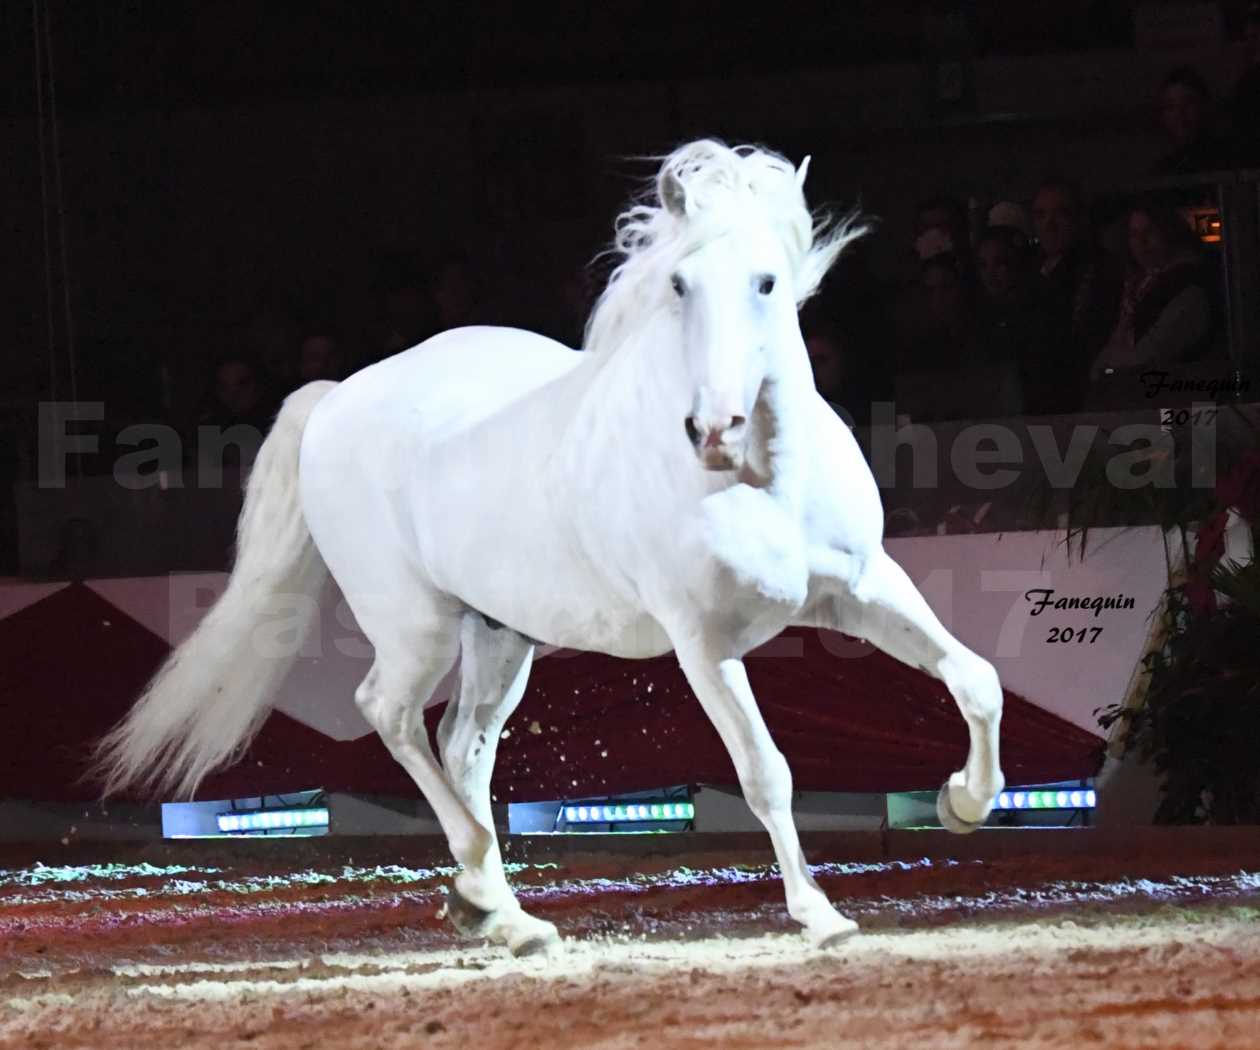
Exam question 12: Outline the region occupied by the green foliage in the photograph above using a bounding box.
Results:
[1099,554,1260,824]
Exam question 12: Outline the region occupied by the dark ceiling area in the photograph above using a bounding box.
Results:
[2,1,1157,116]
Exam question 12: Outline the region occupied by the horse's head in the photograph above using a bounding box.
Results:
[585,142,866,472]
[647,144,864,472]
[662,176,797,471]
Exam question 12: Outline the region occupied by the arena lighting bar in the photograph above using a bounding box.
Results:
[216,807,330,833]
[993,790,1096,811]
[563,801,695,823]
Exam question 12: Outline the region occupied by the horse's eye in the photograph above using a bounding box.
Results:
[758,275,776,296]
[671,275,686,298]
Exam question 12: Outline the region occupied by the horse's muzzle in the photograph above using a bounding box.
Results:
[684,415,747,471]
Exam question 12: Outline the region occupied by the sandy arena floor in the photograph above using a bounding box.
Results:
[3,833,1260,1049]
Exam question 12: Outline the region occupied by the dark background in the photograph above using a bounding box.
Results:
[4,1,1258,564]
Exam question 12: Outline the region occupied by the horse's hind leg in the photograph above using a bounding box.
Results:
[434,613,558,953]
[829,550,1005,829]
[352,616,548,955]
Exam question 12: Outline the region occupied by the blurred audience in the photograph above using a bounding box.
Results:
[297,329,346,383]
[1089,200,1216,403]
[195,355,272,433]
[1030,178,1115,411]
[241,295,298,410]
[1228,3,1260,165]
[973,224,1049,411]
[370,253,437,361]
[897,251,975,375]
[428,252,482,333]
[806,321,846,410]
[1151,65,1234,175]
[912,195,973,274]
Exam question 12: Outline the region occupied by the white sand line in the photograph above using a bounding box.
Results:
[112,958,307,978]
[103,912,1254,1004]
[3,992,74,1012]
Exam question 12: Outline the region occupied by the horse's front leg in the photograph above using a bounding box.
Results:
[672,633,858,948]
[813,549,1005,830]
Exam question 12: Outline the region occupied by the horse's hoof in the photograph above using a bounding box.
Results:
[937,781,986,835]
[512,933,559,958]
[444,880,494,937]
[815,924,859,950]
[807,914,859,950]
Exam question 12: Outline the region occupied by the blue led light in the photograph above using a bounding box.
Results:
[991,788,1094,811]
[561,800,694,824]
[215,807,329,833]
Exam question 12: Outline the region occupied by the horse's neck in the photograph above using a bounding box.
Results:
[576,321,814,514]
[745,369,813,513]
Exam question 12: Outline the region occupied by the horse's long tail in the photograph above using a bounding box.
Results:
[93,380,338,800]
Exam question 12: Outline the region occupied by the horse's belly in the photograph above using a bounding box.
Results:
[419,486,674,658]
[530,601,673,659]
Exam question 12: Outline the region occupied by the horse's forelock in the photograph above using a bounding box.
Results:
[583,140,860,356]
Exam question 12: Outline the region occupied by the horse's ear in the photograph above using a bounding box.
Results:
[660,169,687,217]
[796,156,812,190]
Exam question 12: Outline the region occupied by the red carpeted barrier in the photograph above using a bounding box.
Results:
[0,583,1102,804]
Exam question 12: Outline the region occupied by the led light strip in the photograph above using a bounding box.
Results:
[216,807,330,833]
[563,801,695,823]
[993,789,1095,811]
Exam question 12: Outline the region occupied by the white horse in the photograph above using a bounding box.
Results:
[98,140,1004,955]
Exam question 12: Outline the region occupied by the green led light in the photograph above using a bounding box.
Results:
[650,804,661,818]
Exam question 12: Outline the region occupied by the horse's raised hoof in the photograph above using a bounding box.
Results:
[444,880,494,937]
[937,781,986,835]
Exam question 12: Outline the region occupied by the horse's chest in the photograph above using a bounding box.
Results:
[693,486,809,614]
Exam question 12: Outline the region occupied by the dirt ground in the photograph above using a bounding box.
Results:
[3,832,1260,1049]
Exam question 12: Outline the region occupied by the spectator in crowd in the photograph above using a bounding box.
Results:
[296,329,346,383]
[193,355,273,466]
[241,293,299,410]
[802,314,850,422]
[973,225,1041,364]
[1030,178,1114,411]
[1227,3,1260,164]
[896,251,975,376]
[1151,65,1234,175]
[369,253,437,361]
[986,199,1033,242]
[892,249,996,420]
[1089,201,1216,401]
[428,252,482,333]
[912,194,973,274]
[819,236,896,426]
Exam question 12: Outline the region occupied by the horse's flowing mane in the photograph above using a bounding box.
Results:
[583,139,867,357]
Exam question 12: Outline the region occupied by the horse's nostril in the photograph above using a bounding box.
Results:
[729,415,747,430]
[684,417,701,445]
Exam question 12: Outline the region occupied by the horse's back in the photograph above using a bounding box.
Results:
[299,326,583,597]
[322,327,580,441]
